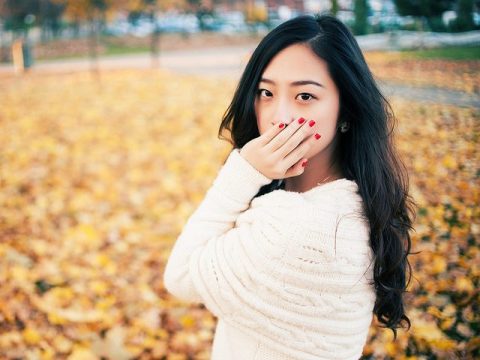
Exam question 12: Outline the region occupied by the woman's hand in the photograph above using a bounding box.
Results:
[239,117,321,180]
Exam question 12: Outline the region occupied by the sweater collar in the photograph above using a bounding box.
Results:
[277,177,358,196]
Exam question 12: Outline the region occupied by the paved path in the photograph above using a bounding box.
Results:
[1,44,478,108]
[378,81,480,109]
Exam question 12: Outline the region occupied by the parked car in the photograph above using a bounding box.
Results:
[156,13,200,34]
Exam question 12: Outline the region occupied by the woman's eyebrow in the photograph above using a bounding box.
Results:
[293,80,324,88]
[259,77,324,88]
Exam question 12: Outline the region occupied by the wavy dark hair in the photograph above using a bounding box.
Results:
[217,13,417,340]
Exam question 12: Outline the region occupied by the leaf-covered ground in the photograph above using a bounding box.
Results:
[364,51,480,94]
[0,67,478,359]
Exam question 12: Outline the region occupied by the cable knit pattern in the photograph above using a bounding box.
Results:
[163,148,376,360]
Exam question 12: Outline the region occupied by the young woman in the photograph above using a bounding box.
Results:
[163,13,416,360]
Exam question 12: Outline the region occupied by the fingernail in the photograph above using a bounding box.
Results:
[302,160,308,167]
[314,133,321,140]
[298,117,305,124]
[308,120,315,127]
[279,123,285,129]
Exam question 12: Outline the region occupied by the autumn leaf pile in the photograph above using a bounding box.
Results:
[0,65,478,359]
[0,69,232,359]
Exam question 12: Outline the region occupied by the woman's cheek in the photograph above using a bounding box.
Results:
[254,101,261,131]
[258,112,275,135]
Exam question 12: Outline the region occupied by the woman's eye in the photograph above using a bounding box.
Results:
[257,89,272,97]
[297,93,315,101]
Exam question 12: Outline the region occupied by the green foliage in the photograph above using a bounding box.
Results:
[2,0,39,31]
[393,0,455,18]
[392,0,456,32]
[401,45,480,60]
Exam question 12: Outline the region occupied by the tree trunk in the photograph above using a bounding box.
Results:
[150,8,160,68]
[88,9,99,74]
[0,19,8,62]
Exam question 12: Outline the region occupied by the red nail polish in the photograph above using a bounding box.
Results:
[298,117,305,124]
[308,120,315,127]
[302,160,308,167]
[314,133,321,140]
[279,123,285,129]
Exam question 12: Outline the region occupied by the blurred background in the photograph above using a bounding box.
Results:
[1,0,479,73]
[0,0,478,359]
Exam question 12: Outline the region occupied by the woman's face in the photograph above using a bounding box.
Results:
[254,43,341,161]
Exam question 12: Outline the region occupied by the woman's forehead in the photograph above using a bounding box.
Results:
[260,44,332,87]
[261,44,330,83]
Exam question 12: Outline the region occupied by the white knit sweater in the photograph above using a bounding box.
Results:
[163,148,376,360]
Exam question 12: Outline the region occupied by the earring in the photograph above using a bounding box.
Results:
[339,122,349,133]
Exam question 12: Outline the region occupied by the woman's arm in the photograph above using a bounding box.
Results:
[163,148,273,303]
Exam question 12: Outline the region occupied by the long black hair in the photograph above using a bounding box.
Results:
[217,13,417,340]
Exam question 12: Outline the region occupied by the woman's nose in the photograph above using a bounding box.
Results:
[271,116,296,126]
[274,104,296,126]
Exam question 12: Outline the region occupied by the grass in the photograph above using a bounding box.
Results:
[103,44,150,56]
[33,44,151,62]
[400,45,480,60]
[45,44,480,62]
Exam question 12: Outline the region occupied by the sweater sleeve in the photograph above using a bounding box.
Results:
[162,147,273,303]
